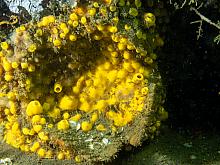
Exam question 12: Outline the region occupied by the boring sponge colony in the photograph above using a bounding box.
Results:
[0,0,167,163]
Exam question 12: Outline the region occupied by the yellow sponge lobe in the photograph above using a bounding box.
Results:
[26,101,43,116]
[57,120,70,130]
[59,95,78,110]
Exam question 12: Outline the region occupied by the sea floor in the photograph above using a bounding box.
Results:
[1,126,220,165]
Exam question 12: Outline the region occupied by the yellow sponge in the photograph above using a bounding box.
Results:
[26,101,43,116]
[59,95,78,110]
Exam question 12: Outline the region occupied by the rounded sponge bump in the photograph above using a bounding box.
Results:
[26,101,43,116]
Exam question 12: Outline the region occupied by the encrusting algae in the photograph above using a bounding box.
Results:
[0,0,168,163]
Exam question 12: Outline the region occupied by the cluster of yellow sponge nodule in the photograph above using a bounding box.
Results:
[69,54,150,128]
[0,0,167,162]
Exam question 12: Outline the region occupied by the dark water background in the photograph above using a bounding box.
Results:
[159,4,220,134]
